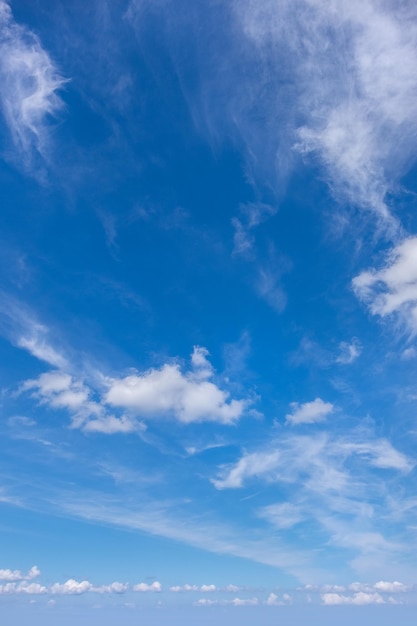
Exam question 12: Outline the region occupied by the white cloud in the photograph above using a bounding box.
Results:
[211,450,281,489]
[322,591,385,605]
[92,582,129,594]
[195,596,259,607]
[265,592,292,605]
[286,398,334,425]
[337,439,413,472]
[106,347,247,424]
[0,565,40,582]
[17,334,68,369]
[21,369,142,435]
[211,432,412,491]
[82,414,140,434]
[353,237,417,333]
[195,598,217,606]
[50,579,93,595]
[0,570,130,596]
[0,581,47,595]
[373,580,409,593]
[336,339,362,364]
[165,0,417,230]
[133,581,162,592]
[210,431,412,576]
[0,0,65,168]
[200,584,216,592]
[231,597,259,606]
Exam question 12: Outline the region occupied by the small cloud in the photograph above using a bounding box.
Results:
[373,581,409,593]
[336,338,362,364]
[50,579,92,595]
[286,398,334,425]
[133,581,162,592]
[322,591,385,605]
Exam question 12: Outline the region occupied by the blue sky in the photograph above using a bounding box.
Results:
[1,0,417,623]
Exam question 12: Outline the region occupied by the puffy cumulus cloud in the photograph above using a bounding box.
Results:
[353,237,417,333]
[336,339,362,365]
[50,579,93,595]
[322,591,385,605]
[23,371,90,410]
[93,582,129,594]
[0,565,40,582]
[133,581,162,592]
[286,398,334,425]
[0,571,130,596]
[49,579,129,596]
[105,347,248,424]
[200,584,216,592]
[265,592,292,606]
[0,0,65,169]
[374,580,410,593]
[0,581,47,595]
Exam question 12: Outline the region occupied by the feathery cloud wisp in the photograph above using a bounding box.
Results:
[0,0,65,169]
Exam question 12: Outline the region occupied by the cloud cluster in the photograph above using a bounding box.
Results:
[0,572,159,596]
[0,565,40,582]
[0,0,65,168]
[322,591,386,605]
[18,331,248,431]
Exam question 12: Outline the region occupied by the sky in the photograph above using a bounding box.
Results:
[1,0,417,624]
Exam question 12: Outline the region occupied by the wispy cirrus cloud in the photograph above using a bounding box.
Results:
[210,429,414,578]
[234,0,417,231]
[0,0,66,171]
[129,0,417,232]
